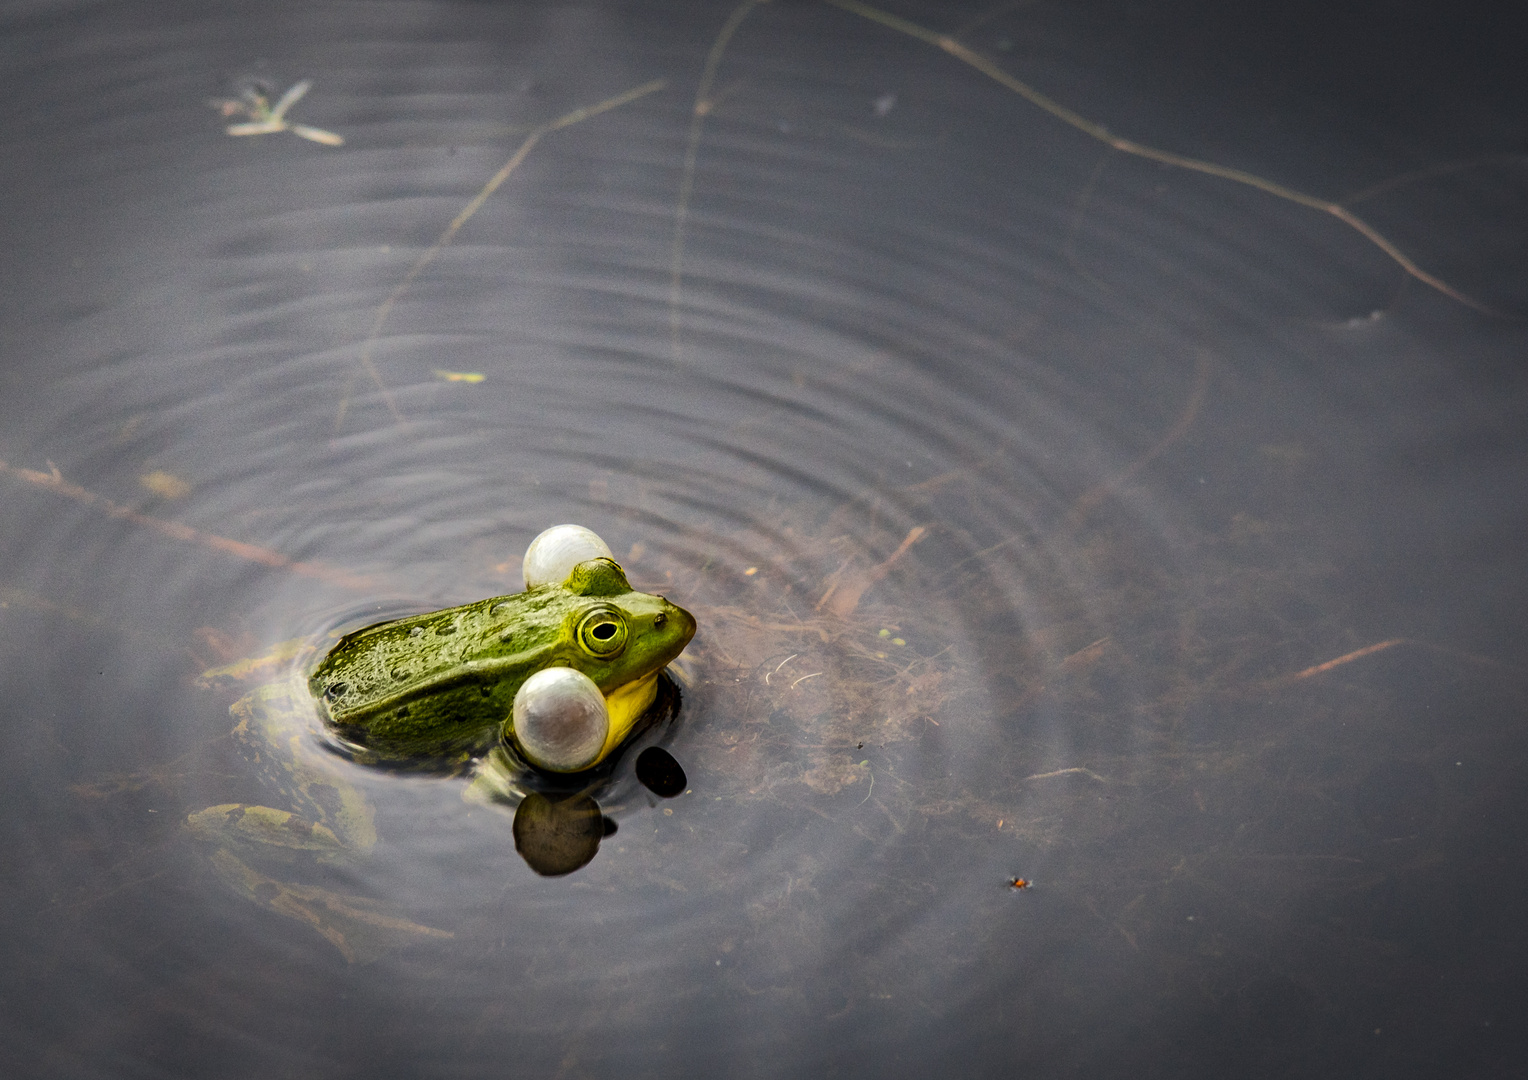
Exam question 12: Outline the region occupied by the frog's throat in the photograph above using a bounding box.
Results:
[597,671,660,762]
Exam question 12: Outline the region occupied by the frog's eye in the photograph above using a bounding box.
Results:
[576,607,628,658]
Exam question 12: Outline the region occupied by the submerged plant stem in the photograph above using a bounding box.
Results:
[0,458,375,590]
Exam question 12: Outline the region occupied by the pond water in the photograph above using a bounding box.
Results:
[2,0,1525,1076]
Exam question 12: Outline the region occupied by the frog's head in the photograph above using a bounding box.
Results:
[558,558,696,687]
[511,557,695,772]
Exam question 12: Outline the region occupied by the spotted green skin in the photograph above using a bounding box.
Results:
[310,558,695,760]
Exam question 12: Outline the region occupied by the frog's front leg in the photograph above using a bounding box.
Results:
[186,676,450,960]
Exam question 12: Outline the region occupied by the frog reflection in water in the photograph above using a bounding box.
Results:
[186,525,696,961]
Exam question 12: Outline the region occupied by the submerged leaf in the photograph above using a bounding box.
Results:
[139,470,191,499]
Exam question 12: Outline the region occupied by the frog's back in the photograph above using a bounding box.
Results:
[310,590,566,757]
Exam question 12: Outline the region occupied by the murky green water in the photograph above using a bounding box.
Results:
[2,0,1525,1076]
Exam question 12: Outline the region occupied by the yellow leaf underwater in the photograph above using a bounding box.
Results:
[139,470,191,499]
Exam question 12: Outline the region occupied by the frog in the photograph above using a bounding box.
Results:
[185,525,697,960]
[312,554,695,769]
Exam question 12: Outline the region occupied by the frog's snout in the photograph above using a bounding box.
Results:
[662,599,697,652]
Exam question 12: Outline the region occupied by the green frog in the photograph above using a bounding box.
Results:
[313,554,695,769]
[186,526,697,960]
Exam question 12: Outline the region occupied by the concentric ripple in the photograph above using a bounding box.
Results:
[1,0,1525,1076]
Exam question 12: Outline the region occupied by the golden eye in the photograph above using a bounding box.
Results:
[576,607,628,658]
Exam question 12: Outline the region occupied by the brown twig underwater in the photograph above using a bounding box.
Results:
[1276,638,1525,686]
[0,458,375,590]
[1290,639,1407,680]
[816,525,928,618]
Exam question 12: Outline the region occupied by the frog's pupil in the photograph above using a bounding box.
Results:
[592,623,616,640]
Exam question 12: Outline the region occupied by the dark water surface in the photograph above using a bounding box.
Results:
[2,0,1526,1076]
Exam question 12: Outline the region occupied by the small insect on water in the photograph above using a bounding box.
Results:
[1007,877,1031,890]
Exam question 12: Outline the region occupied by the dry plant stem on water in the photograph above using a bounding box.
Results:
[334,79,666,431]
[211,79,344,146]
[669,0,770,364]
[822,0,1501,316]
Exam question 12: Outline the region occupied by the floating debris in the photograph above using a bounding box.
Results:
[209,79,344,146]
